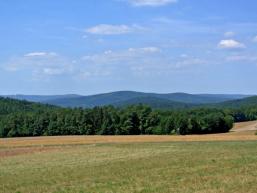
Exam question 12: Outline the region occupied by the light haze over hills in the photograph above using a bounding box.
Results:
[2,91,253,108]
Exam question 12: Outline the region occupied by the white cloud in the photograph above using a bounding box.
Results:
[153,17,173,23]
[82,47,161,64]
[180,54,188,58]
[226,55,257,62]
[81,47,204,77]
[128,0,177,7]
[4,47,205,80]
[85,24,143,35]
[131,57,205,76]
[80,47,165,78]
[218,39,246,49]
[253,36,257,42]
[175,58,204,68]
[79,70,111,80]
[43,68,66,75]
[5,52,73,77]
[224,31,235,37]
[128,47,161,53]
[24,52,57,57]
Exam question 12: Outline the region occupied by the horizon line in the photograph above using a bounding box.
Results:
[0,90,256,96]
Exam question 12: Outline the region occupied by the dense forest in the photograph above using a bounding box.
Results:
[3,91,250,108]
[1,97,257,138]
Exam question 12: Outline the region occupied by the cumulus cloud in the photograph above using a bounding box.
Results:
[81,47,204,77]
[226,55,257,62]
[85,24,143,35]
[131,56,205,76]
[218,39,246,49]
[82,47,161,64]
[127,0,177,7]
[43,68,66,75]
[80,47,168,77]
[128,47,161,53]
[224,31,235,37]
[253,36,257,42]
[24,52,57,57]
[5,52,73,77]
[4,47,205,80]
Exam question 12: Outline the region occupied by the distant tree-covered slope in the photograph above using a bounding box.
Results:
[154,93,249,104]
[32,91,251,108]
[0,97,57,115]
[0,97,235,138]
[3,94,81,103]
[198,94,252,101]
[214,96,257,108]
[112,96,196,109]
[42,91,145,108]
[2,96,257,138]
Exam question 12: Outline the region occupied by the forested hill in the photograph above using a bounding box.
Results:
[3,94,81,103]
[112,96,196,109]
[214,96,257,108]
[2,91,251,108]
[1,96,257,138]
[0,97,58,115]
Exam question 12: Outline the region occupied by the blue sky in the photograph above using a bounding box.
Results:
[1,0,257,95]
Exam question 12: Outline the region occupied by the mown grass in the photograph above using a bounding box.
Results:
[1,141,257,193]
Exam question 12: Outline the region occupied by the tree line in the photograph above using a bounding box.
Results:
[1,97,257,138]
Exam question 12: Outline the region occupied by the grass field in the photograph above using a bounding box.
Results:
[1,121,257,193]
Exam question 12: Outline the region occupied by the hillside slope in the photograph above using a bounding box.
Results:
[0,97,57,115]
[112,96,196,109]
[215,96,257,108]
[2,91,252,109]
[41,91,251,108]
[3,94,81,103]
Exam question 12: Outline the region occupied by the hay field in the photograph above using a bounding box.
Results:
[0,121,257,193]
[1,121,257,148]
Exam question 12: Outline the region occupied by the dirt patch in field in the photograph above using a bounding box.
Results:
[0,147,58,158]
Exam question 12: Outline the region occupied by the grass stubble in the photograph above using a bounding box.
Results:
[0,121,257,193]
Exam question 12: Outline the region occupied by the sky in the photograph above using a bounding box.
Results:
[0,0,257,95]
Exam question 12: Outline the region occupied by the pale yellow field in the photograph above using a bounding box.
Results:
[0,121,257,149]
[1,121,257,193]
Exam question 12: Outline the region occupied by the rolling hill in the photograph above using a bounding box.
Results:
[3,94,81,103]
[112,96,196,109]
[214,96,257,108]
[40,91,251,108]
[2,91,252,109]
[0,97,57,115]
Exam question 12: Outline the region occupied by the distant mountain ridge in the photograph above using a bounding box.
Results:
[3,94,81,103]
[112,96,196,109]
[0,96,58,115]
[213,96,257,108]
[2,91,252,109]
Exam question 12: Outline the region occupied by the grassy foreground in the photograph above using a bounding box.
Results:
[1,140,257,193]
